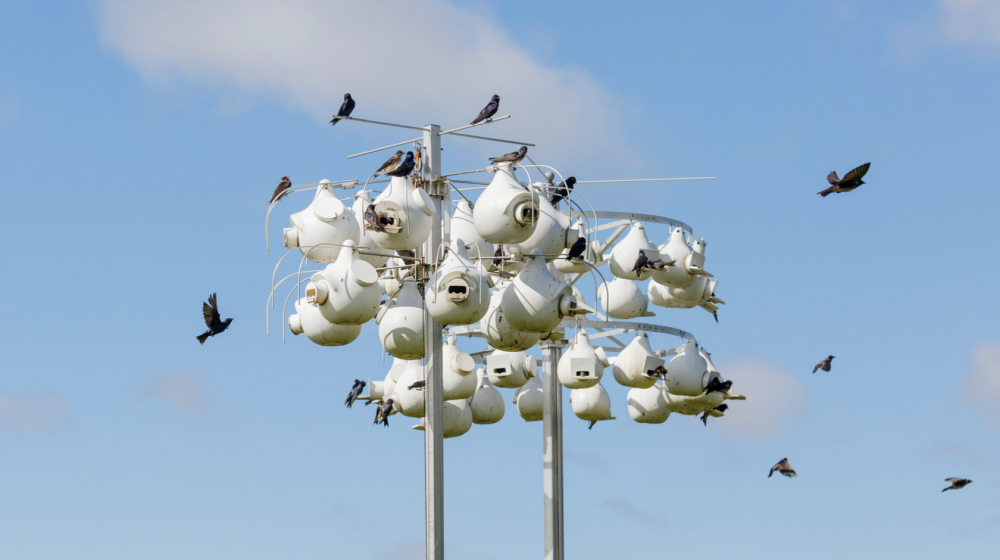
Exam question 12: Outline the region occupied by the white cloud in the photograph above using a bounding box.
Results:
[144,372,210,418]
[97,0,633,165]
[0,391,69,434]
[939,0,1000,49]
[713,357,807,440]
[959,342,1000,430]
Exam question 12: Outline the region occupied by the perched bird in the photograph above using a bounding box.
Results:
[813,355,835,374]
[372,399,384,423]
[384,152,415,177]
[471,94,500,125]
[588,420,597,430]
[700,403,729,426]
[270,176,292,205]
[489,146,528,165]
[364,204,382,232]
[818,162,871,197]
[344,379,366,408]
[632,251,649,278]
[330,93,355,126]
[196,293,233,345]
[942,478,973,492]
[769,458,797,478]
[408,380,426,391]
[565,237,587,261]
[704,378,732,395]
[493,245,504,269]
[645,259,676,270]
[549,176,576,206]
[374,150,404,177]
[649,365,668,379]
[376,399,394,427]
[417,282,425,298]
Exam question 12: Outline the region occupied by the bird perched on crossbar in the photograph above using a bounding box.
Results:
[632,251,649,278]
[270,176,292,205]
[549,176,576,206]
[471,95,500,125]
[374,398,394,427]
[374,150,404,177]
[330,93,355,126]
[196,293,233,345]
[364,204,382,232]
[942,478,972,492]
[344,379,366,408]
[813,355,834,374]
[818,162,870,197]
[565,237,587,261]
[701,403,728,426]
[385,152,415,177]
[489,146,527,165]
[769,458,797,478]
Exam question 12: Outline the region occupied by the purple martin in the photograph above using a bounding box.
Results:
[375,398,394,427]
[645,259,676,270]
[408,380,426,391]
[813,355,834,374]
[471,95,500,125]
[565,237,587,261]
[549,176,576,206]
[344,379,366,408]
[631,250,649,278]
[769,458,797,478]
[330,93,355,126]
[364,204,383,232]
[704,378,732,395]
[384,152,415,177]
[818,162,870,197]
[196,293,233,345]
[942,478,972,492]
[493,245,503,269]
[374,150,404,177]
[270,176,292,205]
[701,403,728,426]
[489,146,528,165]
[648,365,667,379]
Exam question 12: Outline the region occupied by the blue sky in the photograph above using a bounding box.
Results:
[2,1,1000,559]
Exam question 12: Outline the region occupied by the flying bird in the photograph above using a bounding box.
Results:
[384,152,415,177]
[196,293,233,345]
[700,403,729,426]
[493,245,504,269]
[270,176,292,205]
[408,380,426,391]
[374,150,404,177]
[364,204,382,232]
[942,478,972,492]
[471,95,500,125]
[813,355,835,374]
[489,146,528,165]
[769,458,797,478]
[818,162,870,197]
[704,378,732,395]
[645,259,676,270]
[330,93,355,126]
[376,399,394,427]
[565,237,587,261]
[549,176,576,206]
[344,379,366,408]
[632,251,650,278]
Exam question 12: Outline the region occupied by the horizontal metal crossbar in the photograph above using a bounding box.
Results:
[563,210,692,235]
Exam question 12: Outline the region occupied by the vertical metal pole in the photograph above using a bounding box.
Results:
[542,341,565,560]
[422,124,445,560]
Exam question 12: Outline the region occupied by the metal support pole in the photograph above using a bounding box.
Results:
[422,124,446,560]
[542,341,566,560]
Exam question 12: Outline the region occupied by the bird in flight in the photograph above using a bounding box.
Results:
[700,403,728,426]
[374,150,404,177]
[330,93,355,126]
[384,152,415,177]
[270,176,292,205]
[471,95,500,125]
[489,146,528,165]
[632,250,649,278]
[769,458,797,478]
[818,162,870,197]
[549,176,576,206]
[196,293,233,345]
[565,237,587,261]
[344,379,366,408]
[813,355,835,374]
[375,399,394,427]
[942,478,972,492]
[364,204,383,232]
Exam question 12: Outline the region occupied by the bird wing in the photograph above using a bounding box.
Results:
[375,153,402,174]
[813,363,821,373]
[827,171,840,185]
[471,105,491,124]
[841,162,870,183]
[203,293,220,327]
[945,478,963,483]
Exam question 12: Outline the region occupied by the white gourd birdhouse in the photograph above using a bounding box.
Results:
[377,257,407,297]
[486,350,534,389]
[663,339,710,397]
[368,176,436,251]
[647,275,719,310]
[480,281,541,351]
[557,331,604,389]
[501,250,579,333]
[700,347,723,386]
[506,193,577,259]
[650,228,713,289]
[472,164,539,244]
[376,279,425,359]
[418,400,473,438]
[468,368,505,424]
[442,336,478,400]
[569,382,614,425]
[284,180,361,263]
[611,331,665,389]
[515,371,544,422]
[351,193,392,268]
[425,240,491,326]
[662,388,725,416]
[367,357,410,402]
[597,276,653,320]
[627,383,671,424]
[393,359,426,418]
[306,241,381,326]
[288,297,363,346]
[609,222,659,281]
[553,220,595,274]
[450,200,494,264]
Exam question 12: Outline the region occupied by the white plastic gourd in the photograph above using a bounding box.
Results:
[468,368,505,424]
[480,281,541,351]
[557,331,604,389]
[553,220,595,274]
[377,257,407,297]
[663,339,710,397]
[376,279,425,359]
[501,249,577,333]
[569,382,614,425]
[306,242,381,325]
[284,180,361,264]
[288,297,362,346]
[650,228,712,289]
[597,276,653,320]
[351,193,392,268]
[442,337,477,400]
[450,200,493,264]
[393,359,426,418]
[418,400,473,438]
[367,357,410,401]
[611,331,665,389]
[506,193,578,260]
[486,350,535,389]
[368,176,436,251]
[608,222,659,281]
[627,384,671,424]
[647,275,718,310]
[663,388,725,416]
[515,371,544,422]
[472,164,539,244]
[425,240,491,326]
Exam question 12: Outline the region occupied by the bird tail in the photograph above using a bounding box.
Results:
[768,471,774,478]
[344,397,353,408]
[197,332,210,345]
[818,187,833,197]
[942,487,950,492]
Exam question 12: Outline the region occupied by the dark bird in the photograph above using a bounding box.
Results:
[408,380,426,391]
[588,420,597,430]
[942,478,973,492]
[384,152,415,177]
[376,398,394,427]
[704,378,732,395]
[769,458,797,478]
[649,365,668,379]
[270,176,292,205]
[549,176,576,206]
[493,245,504,269]
[645,259,676,270]
[701,403,729,426]
[374,150,404,177]
[813,355,835,374]
[565,237,587,261]
[489,146,528,165]
[344,379,366,408]
[364,204,382,232]
[196,293,233,345]
[818,162,870,197]
[632,251,649,278]
[396,249,416,261]
[471,94,500,125]
[330,93,355,126]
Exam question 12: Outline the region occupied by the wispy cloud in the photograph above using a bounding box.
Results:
[0,391,69,434]
[143,371,210,418]
[959,342,1000,430]
[714,357,807,440]
[895,1,1000,57]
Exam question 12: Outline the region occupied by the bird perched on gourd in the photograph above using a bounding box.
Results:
[384,152,415,177]
[373,150,404,177]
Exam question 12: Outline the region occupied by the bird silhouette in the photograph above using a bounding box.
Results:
[493,245,504,269]
[704,378,732,395]
[818,162,870,197]
[632,251,649,278]
[942,478,972,492]
[376,399,394,427]
[374,150,404,177]
[701,403,729,426]
[648,365,667,379]
[489,146,527,165]
[384,152,415,177]
[813,355,835,374]
[330,93,355,126]
[471,95,500,125]
[645,259,676,270]
[408,380,426,391]
[344,379,366,408]
[565,237,587,261]
[364,204,382,232]
[769,458,797,478]
[270,176,292,205]
[549,176,576,206]
[196,293,233,344]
